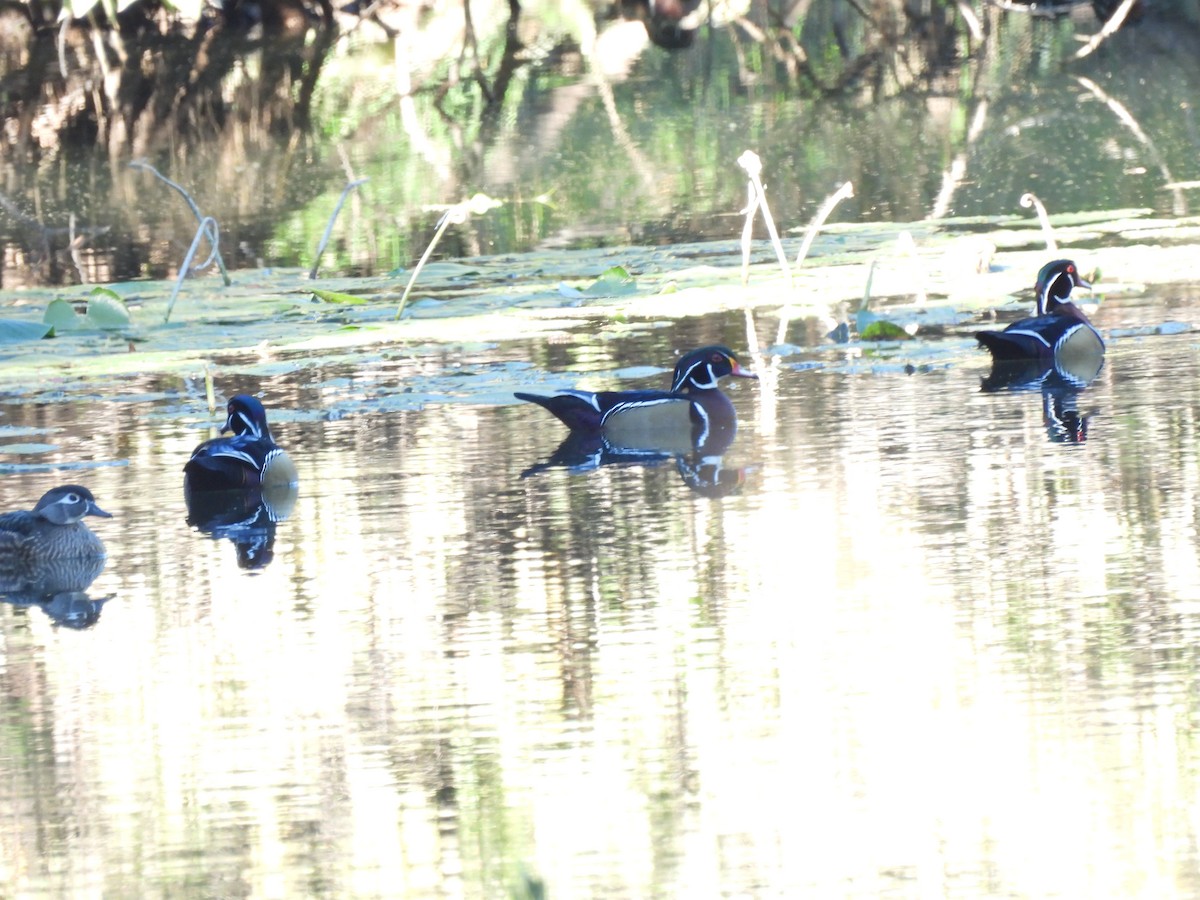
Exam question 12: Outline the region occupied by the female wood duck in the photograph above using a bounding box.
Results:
[976,259,1104,366]
[515,346,756,455]
[184,394,298,492]
[0,485,111,588]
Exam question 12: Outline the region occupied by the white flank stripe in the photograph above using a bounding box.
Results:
[1004,329,1052,348]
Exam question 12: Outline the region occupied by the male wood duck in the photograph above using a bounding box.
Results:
[0,485,111,589]
[184,394,298,492]
[515,345,756,455]
[976,259,1104,367]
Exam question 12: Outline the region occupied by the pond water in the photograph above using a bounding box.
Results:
[3,286,1200,897]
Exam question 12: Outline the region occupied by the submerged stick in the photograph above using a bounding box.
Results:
[794,180,854,267]
[736,150,792,286]
[309,178,369,279]
[1019,192,1057,253]
[130,160,231,286]
[165,217,221,323]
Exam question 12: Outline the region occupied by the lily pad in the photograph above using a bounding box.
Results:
[582,266,638,298]
[0,319,53,343]
[311,289,367,305]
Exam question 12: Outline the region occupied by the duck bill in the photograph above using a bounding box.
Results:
[731,360,757,379]
[89,502,113,519]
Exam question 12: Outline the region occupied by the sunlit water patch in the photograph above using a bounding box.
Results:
[3,305,1200,895]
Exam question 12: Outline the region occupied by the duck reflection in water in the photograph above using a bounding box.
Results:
[184,394,300,569]
[979,355,1102,445]
[184,483,299,570]
[516,346,756,496]
[0,485,113,628]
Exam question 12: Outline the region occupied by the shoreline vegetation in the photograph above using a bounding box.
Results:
[2,3,1196,285]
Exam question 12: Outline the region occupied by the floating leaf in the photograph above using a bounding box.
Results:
[583,266,638,298]
[0,319,54,343]
[44,299,84,331]
[860,320,912,341]
[85,290,132,329]
[311,289,367,305]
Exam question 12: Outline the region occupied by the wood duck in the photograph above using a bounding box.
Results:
[515,346,756,455]
[0,485,111,589]
[976,259,1104,367]
[184,394,298,492]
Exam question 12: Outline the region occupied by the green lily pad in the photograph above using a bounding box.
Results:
[85,289,133,328]
[311,289,367,305]
[44,299,84,332]
[582,265,638,298]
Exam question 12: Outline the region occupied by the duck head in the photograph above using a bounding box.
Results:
[1036,259,1092,315]
[670,346,757,393]
[221,394,273,440]
[33,485,112,525]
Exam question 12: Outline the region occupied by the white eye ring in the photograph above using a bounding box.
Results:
[65,493,80,504]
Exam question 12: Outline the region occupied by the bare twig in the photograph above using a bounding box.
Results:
[309,178,369,279]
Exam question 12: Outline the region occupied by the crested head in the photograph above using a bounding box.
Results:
[32,484,112,525]
[1036,259,1091,315]
[670,346,757,393]
[222,394,272,440]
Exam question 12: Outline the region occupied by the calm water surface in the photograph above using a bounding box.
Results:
[4,295,1200,897]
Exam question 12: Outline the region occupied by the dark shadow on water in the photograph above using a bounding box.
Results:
[184,482,299,570]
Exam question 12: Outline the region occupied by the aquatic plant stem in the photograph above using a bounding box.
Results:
[205,366,216,415]
[165,217,221,324]
[394,194,501,321]
[736,151,792,286]
[794,181,854,267]
[394,211,453,321]
[1020,192,1057,253]
[309,178,369,279]
[130,160,231,286]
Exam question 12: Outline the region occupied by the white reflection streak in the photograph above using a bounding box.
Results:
[930,100,988,220]
[1074,75,1186,216]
